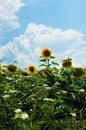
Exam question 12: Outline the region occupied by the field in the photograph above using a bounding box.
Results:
[0,48,86,130]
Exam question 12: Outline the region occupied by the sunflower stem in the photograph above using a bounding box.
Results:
[46,59,49,67]
[14,74,17,88]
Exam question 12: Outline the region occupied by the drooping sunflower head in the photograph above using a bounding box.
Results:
[62,58,72,69]
[72,67,84,78]
[40,48,52,59]
[41,69,52,77]
[0,66,2,72]
[20,71,28,77]
[27,65,36,74]
[6,65,17,74]
[83,67,86,77]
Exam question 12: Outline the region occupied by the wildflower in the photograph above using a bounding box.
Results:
[79,89,85,93]
[43,98,54,102]
[44,87,52,90]
[20,113,29,120]
[9,89,19,93]
[6,65,16,74]
[70,113,76,117]
[56,92,60,94]
[62,58,72,69]
[14,109,22,113]
[27,65,36,74]
[61,90,67,94]
[3,94,10,99]
[40,48,51,59]
[42,84,48,87]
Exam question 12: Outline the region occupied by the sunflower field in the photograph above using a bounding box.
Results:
[0,48,86,130]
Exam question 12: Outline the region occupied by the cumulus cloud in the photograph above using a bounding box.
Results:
[0,23,86,68]
[0,0,25,36]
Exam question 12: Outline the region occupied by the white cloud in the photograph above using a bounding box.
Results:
[0,23,86,68]
[72,50,86,67]
[0,0,25,36]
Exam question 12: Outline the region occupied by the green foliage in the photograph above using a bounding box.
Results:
[0,52,86,130]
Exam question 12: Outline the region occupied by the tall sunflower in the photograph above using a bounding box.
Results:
[40,48,51,59]
[27,65,36,74]
[6,65,17,74]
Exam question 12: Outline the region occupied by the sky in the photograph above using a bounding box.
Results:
[0,0,86,69]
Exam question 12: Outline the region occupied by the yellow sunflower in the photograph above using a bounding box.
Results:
[27,65,36,74]
[62,58,72,69]
[6,65,17,74]
[40,48,51,59]
[0,66,2,72]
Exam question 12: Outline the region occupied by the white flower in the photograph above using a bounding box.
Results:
[56,92,60,94]
[79,89,85,93]
[43,84,48,87]
[9,89,19,93]
[3,94,10,99]
[20,113,29,120]
[44,87,52,90]
[70,113,76,117]
[14,109,22,113]
[43,98,54,102]
[61,90,67,94]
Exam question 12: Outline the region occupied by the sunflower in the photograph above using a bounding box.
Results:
[42,69,53,77]
[27,65,36,74]
[62,58,72,69]
[72,67,84,78]
[40,48,51,59]
[0,66,2,72]
[36,69,52,77]
[83,68,86,77]
[20,71,28,77]
[6,65,17,74]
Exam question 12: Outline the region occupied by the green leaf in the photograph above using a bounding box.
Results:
[50,55,55,59]
[39,59,46,62]
[39,64,45,67]
[52,61,59,65]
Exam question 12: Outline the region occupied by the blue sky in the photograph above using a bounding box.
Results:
[0,0,86,68]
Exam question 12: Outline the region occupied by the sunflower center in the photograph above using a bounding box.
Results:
[30,67,34,72]
[8,67,16,72]
[73,68,83,77]
[44,50,51,57]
